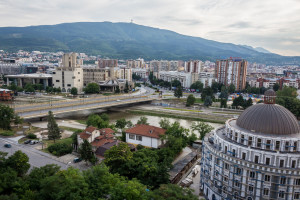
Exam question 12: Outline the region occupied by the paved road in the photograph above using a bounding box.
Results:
[0,137,70,169]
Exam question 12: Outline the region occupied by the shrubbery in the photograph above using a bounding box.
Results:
[27,133,37,139]
[48,143,72,156]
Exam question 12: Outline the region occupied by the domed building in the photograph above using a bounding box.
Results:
[200,89,300,200]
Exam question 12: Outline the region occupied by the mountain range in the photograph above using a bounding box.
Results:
[0,22,299,65]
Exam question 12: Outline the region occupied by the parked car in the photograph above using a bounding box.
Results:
[30,140,38,145]
[4,143,12,148]
[24,140,31,144]
[73,157,82,163]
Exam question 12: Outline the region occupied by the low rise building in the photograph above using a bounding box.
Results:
[126,124,166,148]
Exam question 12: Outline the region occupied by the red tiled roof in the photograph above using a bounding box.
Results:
[126,124,166,139]
[95,133,114,140]
[91,138,115,148]
[85,126,97,133]
[80,132,91,139]
[99,128,115,135]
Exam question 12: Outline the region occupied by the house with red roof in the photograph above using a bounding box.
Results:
[125,124,166,148]
[77,126,115,147]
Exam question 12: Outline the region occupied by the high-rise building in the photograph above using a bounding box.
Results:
[52,53,83,93]
[200,90,300,200]
[185,60,203,73]
[98,59,118,68]
[215,58,247,91]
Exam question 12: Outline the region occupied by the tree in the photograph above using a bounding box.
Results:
[115,86,120,93]
[273,83,280,91]
[191,122,214,140]
[137,116,149,125]
[277,97,300,119]
[232,95,244,108]
[243,98,253,109]
[201,86,213,101]
[79,139,96,165]
[124,81,129,93]
[186,94,196,107]
[14,115,23,128]
[84,83,99,94]
[47,111,61,143]
[0,104,15,130]
[277,86,297,98]
[159,118,171,129]
[204,96,212,107]
[70,87,78,95]
[86,114,109,129]
[211,82,220,93]
[220,98,227,108]
[152,184,198,200]
[228,83,236,94]
[100,113,109,122]
[174,86,183,98]
[126,120,133,128]
[190,81,203,92]
[104,143,133,174]
[24,83,35,93]
[6,150,30,176]
[171,80,181,88]
[115,118,127,129]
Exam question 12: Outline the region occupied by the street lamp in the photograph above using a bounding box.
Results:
[65,161,72,169]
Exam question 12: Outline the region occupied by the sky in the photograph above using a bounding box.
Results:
[0,0,300,56]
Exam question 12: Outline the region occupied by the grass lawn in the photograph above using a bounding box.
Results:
[195,98,203,103]
[59,126,83,133]
[76,120,87,125]
[42,137,73,153]
[0,129,15,136]
[25,126,43,135]
[213,111,240,115]
[164,107,203,113]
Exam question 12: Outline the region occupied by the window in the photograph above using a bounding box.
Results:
[292,160,297,168]
[235,168,242,175]
[264,175,271,182]
[241,134,245,144]
[266,157,270,165]
[263,188,269,196]
[266,140,271,150]
[295,179,300,185]
[285,141,289,151]
[67,84,71,87]
[53,72,56,74]
[248,137,253,146]
[248,185,254,192]
[275,141,280,151]
[278,191,285,198]
[232,149,236,157]
[78,72,80,74]
[78,79,80,82]
[223,186,227,193]
[255,155,259,164]
[235,181,240,187]
[257,138,262,148]
[56,80,60,82]
[280,160,285,167]
[249,171,255,179]
[294,192,300,199]
[136,135,142,141]
[129,134,135,140]
[216,158,220,166]
[224,163,229,170]
[235,133,238,141]
[242,152,246,160]
[214,170,219,176]
[223,175,228,182]
[294,142,298,151]
[224,146,228,154]
[280,177,286,185]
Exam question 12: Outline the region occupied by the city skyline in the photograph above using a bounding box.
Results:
[0,0,300,56]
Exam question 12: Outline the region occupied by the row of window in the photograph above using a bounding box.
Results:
[129,134,142,141]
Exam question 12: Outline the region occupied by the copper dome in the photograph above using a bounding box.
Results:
[236,104,300,135]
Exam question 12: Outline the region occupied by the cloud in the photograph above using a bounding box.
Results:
[0,0,300,56]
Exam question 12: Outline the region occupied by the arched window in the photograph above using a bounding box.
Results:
[247,197,253,200]
[67,88,71,93]
[62,88,66,93]
[212,194,216,200]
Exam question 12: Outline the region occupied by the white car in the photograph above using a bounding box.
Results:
[116,99,121,102]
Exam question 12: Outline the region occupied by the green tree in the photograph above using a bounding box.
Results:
[277,86,297,98]
[204,96,212,107]
[137,116,149,125]
[14,115,23,128]
[191,121,214,140]
[79,139,96,165]
[6,150,30,176]
[201,86,213,101]
[228,83,236,94]
[0,104,15,130]
[211,82,220,93]
[126,120,133,128]
[47,111,61,143]
[174,86,183,98]
[243,98,253,109]
[220,98,227,108]
[124,81,129,93]
[190,81,203,92]
[24,83,35,93]
[159,118,171,129]
[152,184,198,200]
[171,80,181,88]
[70,87,78,95]
[104,143,133,174]
[115,86,120,93]
[86,114,109,129]
[100,113,109,122]
[232,95,244,108]
[116,118,127,129]
[277,97,300,119]
[186,94,196,107]
[273,83,280,91]
[84,83,100,94]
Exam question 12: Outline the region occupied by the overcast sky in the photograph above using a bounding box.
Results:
[0,0,300,56]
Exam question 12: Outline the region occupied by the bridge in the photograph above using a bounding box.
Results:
[14,94,158,119]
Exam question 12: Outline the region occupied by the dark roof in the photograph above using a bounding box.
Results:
[126,124,166,139]
[264,89,276,96]
[169,152,197,181]
[236,104,300,135]
[95,141,135,157]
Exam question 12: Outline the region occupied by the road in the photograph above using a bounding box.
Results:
[0,137,72,169]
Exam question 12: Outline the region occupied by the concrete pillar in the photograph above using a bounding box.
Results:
[32,79,35,84]
[6,77,10,86]
[19,78,22,87]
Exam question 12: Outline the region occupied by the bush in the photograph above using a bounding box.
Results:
[0,129,14,136]
[48,143,72,156]
[136,144,145,150]
[27,133,37,139]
